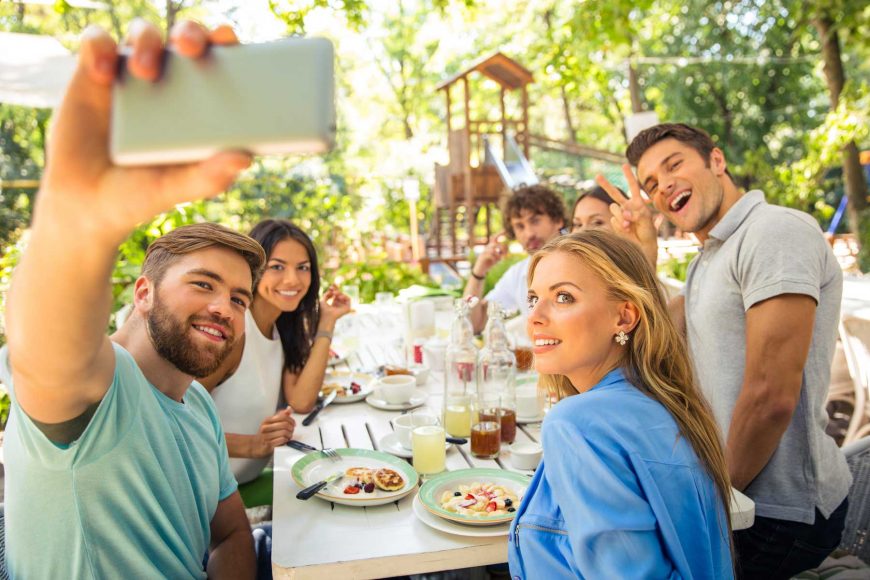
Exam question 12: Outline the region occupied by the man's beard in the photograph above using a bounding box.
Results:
[146,295,234,378]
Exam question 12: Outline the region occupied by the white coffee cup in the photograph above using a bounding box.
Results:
[393,412,439,449]
[422,340,447,372]
[516,386,545,419]
[510,442,543,470]
[376,375,417,405]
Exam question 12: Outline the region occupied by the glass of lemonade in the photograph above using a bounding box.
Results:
[443,395,471,437]
[412,425,446,475]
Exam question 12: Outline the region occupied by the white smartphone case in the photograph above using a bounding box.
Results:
[110,37,336,165]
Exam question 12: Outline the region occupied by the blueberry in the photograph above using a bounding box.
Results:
[364,482,375,493]
[504,498,513,507]
[507,507,516,513]
[454,491,461,496]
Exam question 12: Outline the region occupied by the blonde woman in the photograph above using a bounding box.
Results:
[509,229,733,578]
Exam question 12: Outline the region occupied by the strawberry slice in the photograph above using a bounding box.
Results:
[465,493,475,500]
[486,501,497,512]
[344,485,361,494]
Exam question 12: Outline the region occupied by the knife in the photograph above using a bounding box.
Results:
[296,470,345,500]
[302,390,338,426]
[286,440,319,452]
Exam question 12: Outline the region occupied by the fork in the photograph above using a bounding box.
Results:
[321,448,341,462]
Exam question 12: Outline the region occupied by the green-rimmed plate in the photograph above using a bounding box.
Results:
[418,468,530,526]
[290,448,419,507]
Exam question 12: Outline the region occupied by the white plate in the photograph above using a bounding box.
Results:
[322,371,375,404]
[365,388,428,411]
[378,432,451,459]
[412,494,511,537]
[290,448,418,507]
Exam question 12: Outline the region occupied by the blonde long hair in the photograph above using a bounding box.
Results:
[529,230,733,536]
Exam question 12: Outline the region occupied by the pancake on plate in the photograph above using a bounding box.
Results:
[373,467,405,491]
[345,467,373,484]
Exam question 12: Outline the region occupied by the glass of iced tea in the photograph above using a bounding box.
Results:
[471,421,501,459]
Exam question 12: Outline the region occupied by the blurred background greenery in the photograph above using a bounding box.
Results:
[1,0,869,350]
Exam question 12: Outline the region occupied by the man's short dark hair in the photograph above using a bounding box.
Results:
[142,223,265,291]
[502,184,566,240]
[625,123,733,179]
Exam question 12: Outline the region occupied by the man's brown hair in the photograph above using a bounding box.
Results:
[142,223,265,290]
[502,184,567,240]
[626,122,733,179]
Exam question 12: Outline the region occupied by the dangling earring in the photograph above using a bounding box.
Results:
[614,330,629,346]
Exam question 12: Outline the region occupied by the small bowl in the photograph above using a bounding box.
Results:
[510,442,543,470]
[409,364,430,386]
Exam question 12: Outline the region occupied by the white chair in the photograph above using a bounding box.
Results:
[839,315,870,444]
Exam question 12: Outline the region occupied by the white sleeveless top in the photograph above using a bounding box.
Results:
[211,309,285,484]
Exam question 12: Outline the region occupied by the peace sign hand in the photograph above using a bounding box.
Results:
[596,165,659,268]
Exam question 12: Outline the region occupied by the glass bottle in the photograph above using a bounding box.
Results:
[478,301,517,444]
[442,298,478,437]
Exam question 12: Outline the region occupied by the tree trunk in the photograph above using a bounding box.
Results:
[628,60,644,114]
[814,13,869,235]
[166,0,181,34]
[560,84,577,144]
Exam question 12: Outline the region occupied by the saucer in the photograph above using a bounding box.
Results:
[378,432,451,459]
[516,413,544,424]
[365,388,428,411]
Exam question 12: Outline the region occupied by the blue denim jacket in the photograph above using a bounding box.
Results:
[508,369,733,579]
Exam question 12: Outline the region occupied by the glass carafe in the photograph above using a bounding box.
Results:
[442,298,478,437]
[478,301,517,444]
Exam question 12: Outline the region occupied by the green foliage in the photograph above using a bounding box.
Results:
[0,104,49,250]
[0,390,10,429]
[858,208,870,274]
[482,253,525,295]
[0,233,27,348]
[658,252,697,283]
[327,258,434,303]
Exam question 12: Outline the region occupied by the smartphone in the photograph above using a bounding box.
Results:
[110,37,336,166]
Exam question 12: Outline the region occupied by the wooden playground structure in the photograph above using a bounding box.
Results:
[425,52,623,272]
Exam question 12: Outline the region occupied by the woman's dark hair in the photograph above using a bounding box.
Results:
[249,219,320,374]
[571,185,621,217]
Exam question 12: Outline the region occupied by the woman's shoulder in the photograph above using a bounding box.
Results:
[544,378,681,454]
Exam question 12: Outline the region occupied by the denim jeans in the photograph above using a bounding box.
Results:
[733,498,848,580]
[203,522,272,580]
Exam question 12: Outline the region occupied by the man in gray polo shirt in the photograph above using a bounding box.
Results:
[599,123,851,579]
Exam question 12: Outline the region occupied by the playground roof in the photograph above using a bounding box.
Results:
[436,52,534,91]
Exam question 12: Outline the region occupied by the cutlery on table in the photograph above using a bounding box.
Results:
[296,470,346,500]
[302,390,338,426]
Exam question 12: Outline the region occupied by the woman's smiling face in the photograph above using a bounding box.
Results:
[256,238,312,312]
[526,251,625,388]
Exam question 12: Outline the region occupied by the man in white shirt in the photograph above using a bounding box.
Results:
[464,185,566,332]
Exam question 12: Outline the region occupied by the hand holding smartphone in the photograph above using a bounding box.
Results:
[110,37,336,165]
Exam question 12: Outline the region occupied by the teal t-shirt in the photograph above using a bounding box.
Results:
[0,343,238,578]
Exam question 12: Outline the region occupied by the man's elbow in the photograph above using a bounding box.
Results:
[748,377,802,425]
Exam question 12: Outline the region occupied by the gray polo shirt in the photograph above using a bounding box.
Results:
[684,190,851,524]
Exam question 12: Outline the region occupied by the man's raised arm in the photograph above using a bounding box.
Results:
[3,21,251,423]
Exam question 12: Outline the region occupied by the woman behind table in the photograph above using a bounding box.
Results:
[201,219,351,497]
[571,185,620,233]
[509,229,733,579]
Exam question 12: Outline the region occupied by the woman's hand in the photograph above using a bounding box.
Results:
[250,408,295,458]
[40,19,251,245]
[319,284,352,327]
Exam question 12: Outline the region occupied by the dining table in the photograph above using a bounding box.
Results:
[271,307,756,579]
